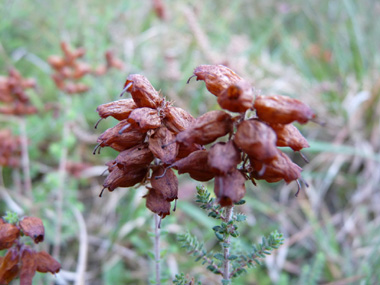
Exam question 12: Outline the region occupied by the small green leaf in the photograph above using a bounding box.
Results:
[228,255,238,261]
[214,253,224,260]
[215,232,224,241]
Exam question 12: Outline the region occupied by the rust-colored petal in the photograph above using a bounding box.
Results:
[208,141,241,175]
[127,107,161,130]
[149,127,178,164]
[115,143,154,171]
[96,99,137,121]
[234,119,278,163]
[0,223,20,250]
[270,123,310,151]
[123,74,163,109]
[254,95,315,124]
[35,251,61,274]
[193,65,242,96]
[0,248,20,284]
[214,169,246,207]
[217,80,254,113]
[20,248,37,285]
[103,167,148,192]
[144,188,171,218]
[19,217,44,244]
[163,106,195,134]
[151,166,178,201]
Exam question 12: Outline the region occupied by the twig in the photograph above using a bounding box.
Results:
[154,214,161,285]
[19,117,33,201]
[73,207,88,285]
[223,206,234,282]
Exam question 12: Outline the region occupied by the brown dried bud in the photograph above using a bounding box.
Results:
[254,95,315,124]
[208,141,241,175]
[214,169,246,207]
[250,150,302,183]
[127,107,161,130]
[151,166,178,201]
[47,55,66,70]
[20,248,37,284]
[73,62,91,79]
[149,127,178,164]
[176,142,204,160]
[192,65,242,96]
[172,150,214,181]
[105,160,117,173]
[270,123,310,151]
[35,251,61,274]
[123,74,163,109]
[234,120,278,162]
[96,120,146,152]
[217,80,254,113]
[115,143,154,172]
[103,166,148,192]
[0,223,20,250]
[19,217,44,244]
[0,248,20,284]
[176,110,233,146]
[163,106,195,134]
[144,188,171,218]
[96,99,138,121]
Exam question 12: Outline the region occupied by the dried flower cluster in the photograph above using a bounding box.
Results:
[48,42,123,94]
[0,129,21,167]
[95,65,314,222]
[0,217,60,284]
[0,69,37,116]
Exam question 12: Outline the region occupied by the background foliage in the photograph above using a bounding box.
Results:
[1,0,380,284]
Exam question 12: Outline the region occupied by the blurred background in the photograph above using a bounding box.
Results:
[1,0,380,284]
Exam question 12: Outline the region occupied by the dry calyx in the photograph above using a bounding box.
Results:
[94,65,315,224]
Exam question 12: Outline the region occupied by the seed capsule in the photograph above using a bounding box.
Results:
[19,217,45,244]
[214,169,246,207]
[269,123,309,151]
[208,141,241,175]
[234,119,278,163]
[254,95,315,124]
[127,107,161,130]
[20,248,37,284]
[149,127,178,164]
[217,80,254,113]
[123,74,163,109]
[115,143,154,172]
[192,65,242,96]
[172,150,214,181]
[0,223,20,250]
[176,110,233,146]
[151,166,178,201]
[144,188,171,219]
[96,99,138,121]
[103,166,148,192]
[35,251,61,274]
[163,106,195,134]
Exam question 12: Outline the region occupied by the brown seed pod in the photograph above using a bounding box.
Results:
[172,150,214,181]
[269,123,310,151]
[208,141,241,175]
[234,119,278,163]
[0,248,20,284]
[163,106,195,134]
[20,248,37,285]
[192,65,242,96]
[176,110,233,146]
[115,143,154,172]
[0,223,20,250]
[105,160,117,173]
[254,95,315,124]
[103,166,148,192]
[217,80,254,113]
[35,251,61,274]
[19,217,44,244]
[123,74,163,109]
[149,127,178,164]
[151,166,178,201]
[144,188,171,219]
[176,142,204,160]
[127,107,161,130]
[214,168,246,207]
[250,150,302,183]
[96,99,138,121]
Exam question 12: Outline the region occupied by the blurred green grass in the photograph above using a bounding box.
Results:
[1,0,380,284]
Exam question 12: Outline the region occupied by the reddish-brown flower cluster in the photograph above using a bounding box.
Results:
[0,69,37,116]
[95,65,314,221]
[0,129,21,167]
[48,42,123,94]
[0,217,61,284]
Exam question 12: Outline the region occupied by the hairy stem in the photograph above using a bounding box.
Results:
[154,214,161,285]
[223,206,233,281]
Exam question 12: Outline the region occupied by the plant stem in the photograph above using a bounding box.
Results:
[19,117,33,201]
[223,206,233,282]
[154,214,161,285]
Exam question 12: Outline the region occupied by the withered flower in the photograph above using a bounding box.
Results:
[0,248,20,284]
[176,110,233,146]
[0,222,20,250]
[217,80,254,113]
[103,166,148,192]
[19,248,37,284]
[270,123,310,151]
[214,169,246,207]
[162,106,195,134]
[127,107,161,130]
[115,143,154,172]
[192,65,242,96]
[254,95,315,124]
[208,141,241,175]
[123,74,163,109]
[35,251,61,274]
[19,217,44,244]
[151,166,178,202]
[148,127,178,164]
[96,99,137,121]
[144,188,171,219]
[234,120,278,162]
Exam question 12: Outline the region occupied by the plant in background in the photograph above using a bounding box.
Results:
[94,64,314,283]
[0,212,61,284]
